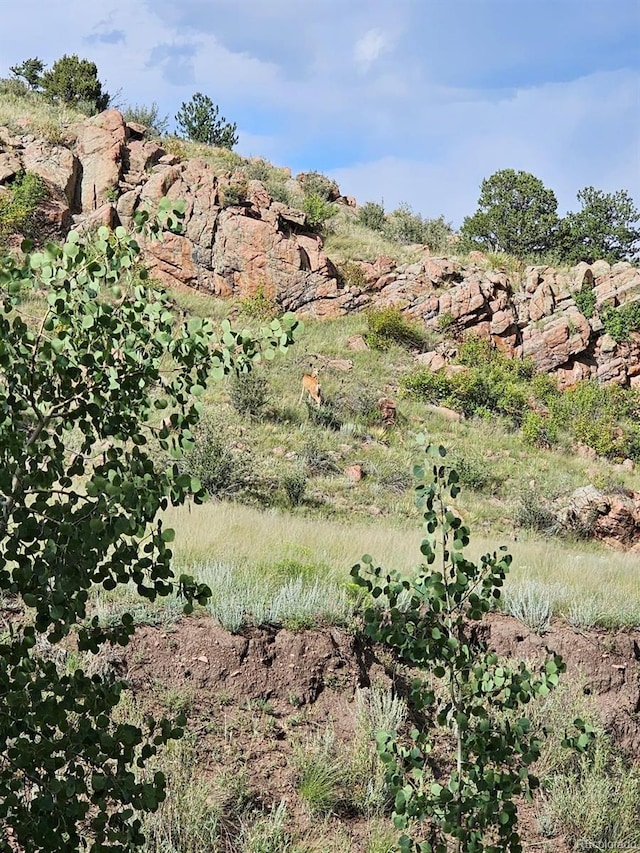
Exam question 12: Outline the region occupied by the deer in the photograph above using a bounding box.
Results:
[299,367,323,408]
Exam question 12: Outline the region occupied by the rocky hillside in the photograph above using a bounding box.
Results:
[1,108,640,389]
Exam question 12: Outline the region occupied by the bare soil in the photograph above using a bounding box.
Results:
[113,613,640,851]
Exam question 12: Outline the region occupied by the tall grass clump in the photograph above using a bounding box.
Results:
[501,579,553,633]
[140,736,222,853]
[195,561,353,632]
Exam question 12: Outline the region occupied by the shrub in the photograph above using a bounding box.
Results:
[514,489,558,535]
[0,171,48,242]
[121,102,169,137]
[436,310,458,337]
[521,411,557,448]
[541,735,640,848]
[357,201,386,232]
[178,416,251,498]
[0,76,30,97]
[573,282,596,318]
[305,399,342,430]
[228,371,268,417]
[601,301,640,343]
[365,306,428,351]
[337,259,366,289]
[220,180,248,207]
[282,468,307,507]
[549,380,640,461]
[502,580,553,633]
[239,285,278,319]
[298,171,338,200]
[302,192,336,232]
[383,202,453,250]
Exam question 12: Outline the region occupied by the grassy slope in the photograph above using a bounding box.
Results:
[2,90,640,851]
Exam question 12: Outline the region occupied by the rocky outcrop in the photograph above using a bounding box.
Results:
[554,485,640,552]
[0,111,339,304]
[1,109,639,390]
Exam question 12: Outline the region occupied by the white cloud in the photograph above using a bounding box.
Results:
[353,28,389,72]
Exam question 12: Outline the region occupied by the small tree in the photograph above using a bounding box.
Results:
[460,169,559,257]
[40,54,110,113]
[9,57,45,89]
[559,186,640,264]
[0,206,301,850]
[175,93,238,149]
[351,441,593,852]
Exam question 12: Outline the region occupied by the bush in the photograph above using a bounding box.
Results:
[573,282,596,318]
[298,171,338,201]
[220,180,248,207]
[121,102,169,137]
[336,260,366,289]
[521,411,557,448]
[282,469,307,507]
[549,381,640,461]
[239,285,278,319]
[0,171,48,242]
[302,193,336,232]
[365,306,428,351]
[601,302,640,343]
[178,416,251,499]
[228,371,268,417]
[0,76,30,97]
[514,489,558,535]
[383,203,453,250]
[357,201,386,232]
[502,580,553,633]
[305,399,342,430]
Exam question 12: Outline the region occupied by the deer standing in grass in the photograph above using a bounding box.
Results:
[299,367,322,408]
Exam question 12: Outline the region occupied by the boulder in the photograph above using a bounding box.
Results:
[74,109,126,211]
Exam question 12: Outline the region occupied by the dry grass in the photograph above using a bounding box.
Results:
[164,500,640,626]
[324,209,425,265]
[0,90,82,144]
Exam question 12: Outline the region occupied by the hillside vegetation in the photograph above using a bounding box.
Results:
[0,77,639,853]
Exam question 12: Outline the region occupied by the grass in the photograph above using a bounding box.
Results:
[324,208,425,264]
[0,88,82,143]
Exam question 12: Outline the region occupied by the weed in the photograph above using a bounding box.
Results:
[240,285,278,319]
[140,737,222,852]
[539,735,640,849]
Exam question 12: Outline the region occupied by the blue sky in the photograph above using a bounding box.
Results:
[2,0,639,228]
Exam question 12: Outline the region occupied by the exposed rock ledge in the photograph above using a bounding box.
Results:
[1,109,639,388]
